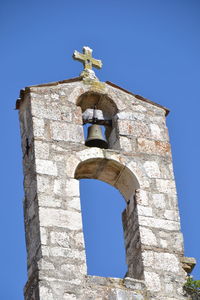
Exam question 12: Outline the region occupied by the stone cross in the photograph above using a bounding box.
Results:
[73,46,102,72]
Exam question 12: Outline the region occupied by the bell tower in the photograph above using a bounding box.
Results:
[17,46,195,299]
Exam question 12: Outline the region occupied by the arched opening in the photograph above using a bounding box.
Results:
[76,92,119,150]
[75,158,140,278]
[75,158,139,202]
[80,179,127,278]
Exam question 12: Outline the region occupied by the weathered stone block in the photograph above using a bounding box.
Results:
[37,175,53,193]
[34,141,50,159]
[132,104,147,113]
[156,179,176,194]
[50,231,70,248]
[140,227,157,246]
[143,251,180,273]
[160,239,168,248]
[32,117,45,137]
[39,285,54,300]
[137,205,153,217]
[31,100,62,120]
[119,136,132,152]
[51,121,83,143]
[137,138,171,156]
[42,246,85,260]
[38,194,62,208]
[67,197,81,211]
[60,262,86,274]
[36,159,57,176]
[138,215,180,230]
[118,120,150,138]
[77,147,104,161]
[152,193,166,209]
[135,189,149,206]
[150,123,166,140]
[38,258,55,270]
[53,179,63,195]
[40,227,48,245]
[164,209,179,221]
[143,161,160,178]
[159,162,175,180]
[144,271,161,292]
[39,207,82,230]
[63,294,76,300]
[65,155,80,177]
[66,179,80,197]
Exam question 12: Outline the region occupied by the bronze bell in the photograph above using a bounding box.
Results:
[85,124,108,149]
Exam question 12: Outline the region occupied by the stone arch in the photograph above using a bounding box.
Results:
[76,91,118,118]
[74,156,144,279]
[75,158,140,202]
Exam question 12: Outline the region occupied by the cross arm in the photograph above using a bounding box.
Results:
[91,57,102,69]
[73,50,86,63]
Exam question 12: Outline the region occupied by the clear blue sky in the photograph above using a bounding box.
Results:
[1,0,200,299]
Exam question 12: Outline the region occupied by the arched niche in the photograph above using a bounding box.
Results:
[75,158,140,202]
[76,92,119,150]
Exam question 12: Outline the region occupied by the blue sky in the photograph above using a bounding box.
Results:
[1,0,200,299]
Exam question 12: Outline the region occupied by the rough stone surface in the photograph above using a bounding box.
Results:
[39,207,82,230]
[18,79,188,299]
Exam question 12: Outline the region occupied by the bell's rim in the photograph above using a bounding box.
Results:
[85,138,108,149]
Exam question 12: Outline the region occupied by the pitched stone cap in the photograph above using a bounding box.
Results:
[181,256,196,273]
[106,81,170,116]
[15,76,170,116]
[15,77,82,109]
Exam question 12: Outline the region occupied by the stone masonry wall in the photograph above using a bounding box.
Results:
[18,79,188,300]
